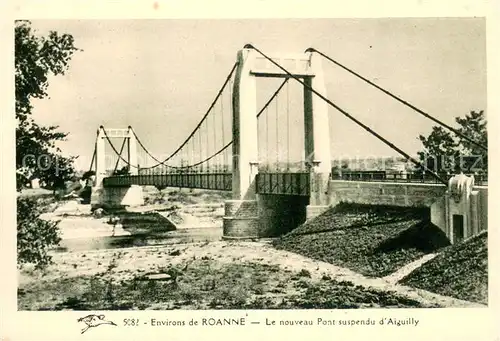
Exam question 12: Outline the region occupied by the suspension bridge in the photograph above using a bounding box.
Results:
[87,45,488,244]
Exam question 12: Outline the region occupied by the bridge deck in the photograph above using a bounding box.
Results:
[102,171,487,193]
[102,172,312,196]
[103,173,233,191]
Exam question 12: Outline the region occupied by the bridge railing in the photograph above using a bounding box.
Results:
[331,170,488,186]
[103,172,232,191]
[256,172,310,196]
[103,169,488,191]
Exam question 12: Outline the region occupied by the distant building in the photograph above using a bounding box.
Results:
[387,161,407,173]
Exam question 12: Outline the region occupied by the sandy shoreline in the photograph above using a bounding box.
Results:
[19,239,482,309]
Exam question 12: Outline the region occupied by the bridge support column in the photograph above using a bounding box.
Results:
[96,185,144,209]
[306,170,331,219]
[127,126,139,176]
[91,126,144,210]
[94,127,106,188]
[223,200,259,239]
[91,127,106,209]
[303,52,332,220]
[223,49,260,239]
[92,185,144,210]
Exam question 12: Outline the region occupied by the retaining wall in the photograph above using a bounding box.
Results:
[327,180,448,207]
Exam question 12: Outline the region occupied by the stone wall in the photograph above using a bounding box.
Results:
[222,200,259,239]
[222,196,310,239]
[221,177,487,244]
[327,180,447,207]
[258,195,309,237]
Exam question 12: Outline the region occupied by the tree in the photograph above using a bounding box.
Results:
[15,20,81,190]
[17,196,61,269]
[15,21,80,268]
[417,110,487,174]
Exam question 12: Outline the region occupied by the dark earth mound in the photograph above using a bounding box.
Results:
[273,202,450,277]
[117,212,177,233]
[399,231,488,304]
[97,209,177,234]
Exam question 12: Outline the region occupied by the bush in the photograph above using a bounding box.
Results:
[17,197,61,269]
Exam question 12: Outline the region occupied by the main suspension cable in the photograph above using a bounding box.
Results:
[106,74,288,174]
[88,143,96,173]
[245,44,447,185]
[179,141,233,169]
[307,47,487,152]
[130,128,184,169]
[139,62,238,169]
[130,77,289,171]
[100,127,141,169]
[103,127,198,171]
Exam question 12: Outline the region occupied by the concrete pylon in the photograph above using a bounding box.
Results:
[90,127,106,209]
[223,48,260,239]
[123,126,143,206]
[94,126,106,188]
[222,47,333,239]
[127,126,138,175]
[231,49,259,200]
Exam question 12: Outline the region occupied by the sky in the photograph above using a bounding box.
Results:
[28,18,486,171]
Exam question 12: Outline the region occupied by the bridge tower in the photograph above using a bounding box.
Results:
[223,47,331,239]
[91,126,144,209]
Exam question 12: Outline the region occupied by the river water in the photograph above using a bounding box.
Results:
[49,204,224,252]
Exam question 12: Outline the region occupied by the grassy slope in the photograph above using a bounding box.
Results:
[400,231,488,304]
[273,203,450,277]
